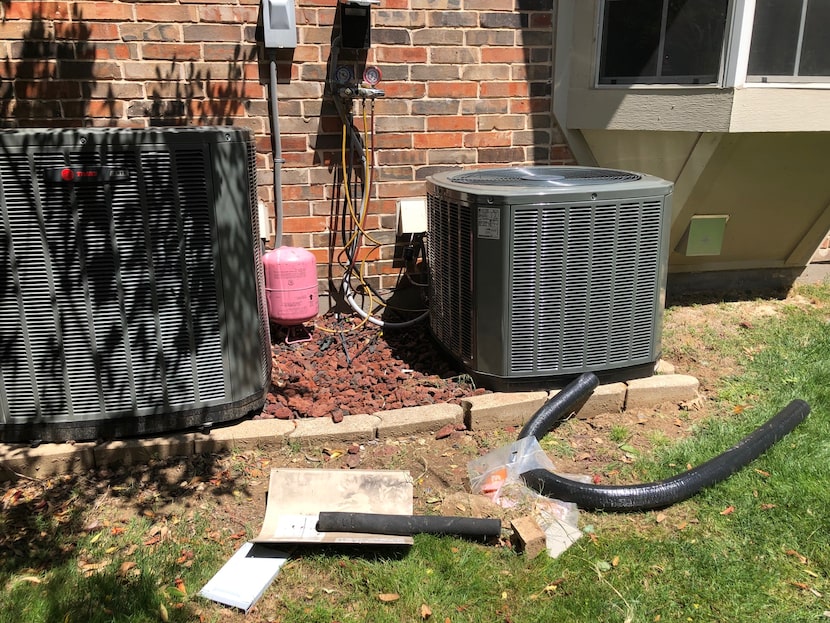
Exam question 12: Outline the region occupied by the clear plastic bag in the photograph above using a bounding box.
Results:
[467,436,555,504]
[467,436,583,558]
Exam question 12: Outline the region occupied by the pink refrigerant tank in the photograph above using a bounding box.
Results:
[263,246,318,325]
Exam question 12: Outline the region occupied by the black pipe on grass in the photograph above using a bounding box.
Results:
[517,372,600,442]
[316,511,502,540]
[520,398,810,511]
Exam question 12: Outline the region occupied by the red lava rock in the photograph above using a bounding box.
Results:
[345,454,361,469]
[434,424,455,440]
[454,423,467,431]
[273,406,294,420]
[308,400,335,418]
[266,321,488,420]
[347,444,360,454]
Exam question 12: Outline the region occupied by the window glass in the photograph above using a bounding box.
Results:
[799,0,830,76]
[747,0,802,76]
[600,0,662,82]
[662,0,728,79]
[598,0,728,85]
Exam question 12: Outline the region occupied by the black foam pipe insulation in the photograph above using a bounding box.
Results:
[520,398,810,511]
[316,512,502,540]
[517,372,600,442]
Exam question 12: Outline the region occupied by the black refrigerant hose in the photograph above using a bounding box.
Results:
[517,373,810,511]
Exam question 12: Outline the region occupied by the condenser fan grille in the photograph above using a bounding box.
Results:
[449,167,641,187]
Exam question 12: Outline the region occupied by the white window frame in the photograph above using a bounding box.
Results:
[595,0,830,89]
[595,0,732,88]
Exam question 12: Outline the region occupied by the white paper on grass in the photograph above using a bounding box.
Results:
[198,541,289,613]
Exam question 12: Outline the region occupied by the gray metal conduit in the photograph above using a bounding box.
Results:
[518,373,810,511]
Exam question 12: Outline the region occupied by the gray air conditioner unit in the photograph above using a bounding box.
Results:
[0,127,271,442]
[426,166,673,390]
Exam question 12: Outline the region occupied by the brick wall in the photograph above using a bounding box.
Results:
[1,0,572,300]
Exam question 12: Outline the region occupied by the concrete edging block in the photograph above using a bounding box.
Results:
[577,382,627,418]
[375,403,463,438]
[625,374,700,411]
[93,434,195,467]
[288,414,380,446]
[463,391,548,431]
[195,418,296,454]
[0,442,96,481]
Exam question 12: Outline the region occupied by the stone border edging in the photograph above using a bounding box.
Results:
[0,374,699,481]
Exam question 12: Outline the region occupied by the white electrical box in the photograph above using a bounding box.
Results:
[263,0,297,49]
[398,198,428,234]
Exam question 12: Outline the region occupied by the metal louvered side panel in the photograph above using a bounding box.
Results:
[427,194,473,362]
[66,151,133,415]
[509,208,567,373]
[630,201,663,355]
[0,154,59,421]
[173,149,226,402]
[560,206,593,370]
[246,138,271,388]
[139,151,195,406]
[508,199,664,375]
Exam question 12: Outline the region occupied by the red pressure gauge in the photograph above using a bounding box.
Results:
[363,66,382,85]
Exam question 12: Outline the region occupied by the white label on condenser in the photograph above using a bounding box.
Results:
[477,207,500,239]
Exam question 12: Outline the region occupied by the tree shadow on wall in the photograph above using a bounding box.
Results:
[0,3,113,127]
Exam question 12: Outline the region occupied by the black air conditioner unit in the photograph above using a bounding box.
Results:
[0,127,271,442]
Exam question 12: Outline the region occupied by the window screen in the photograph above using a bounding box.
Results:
[748,0,830,80]
[599,0,729,85]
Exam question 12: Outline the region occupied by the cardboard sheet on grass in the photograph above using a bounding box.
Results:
[254,468,414,545]
[200,468,413,611]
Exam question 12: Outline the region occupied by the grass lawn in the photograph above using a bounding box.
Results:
[1,283,829,622]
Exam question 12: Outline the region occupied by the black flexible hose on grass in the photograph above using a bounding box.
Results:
[316,511,502,540]
[520,398,810,511]
[517,372,600,441]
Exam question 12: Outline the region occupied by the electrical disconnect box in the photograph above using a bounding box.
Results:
[262,0,297,49]
[339,0,378,49]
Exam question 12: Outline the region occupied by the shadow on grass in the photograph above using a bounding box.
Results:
[0,450,258,622]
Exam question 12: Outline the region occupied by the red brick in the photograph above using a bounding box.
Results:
[374,133,413,149]
[510,98,550,114]
[481,82,529,98]
[482,47,528,64]
[141,43,201,61]
[14,80,80,99]
[464,132,512,148]
[62,22,120,41]
[183,24,242,43]
[374,47,427,64]
[549,145,574,161]
[72,2,134,20]
[413,133,463,149]
[135,4,197,22]
[3,2,69,19]
[428,82,477,98]
[202,81,266,99]
[382,82,427,99]
[199,5,259,23]
[428,116,476,132]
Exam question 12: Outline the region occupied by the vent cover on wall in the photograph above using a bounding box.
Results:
[426,166,673,390]
[0,127,270,442]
